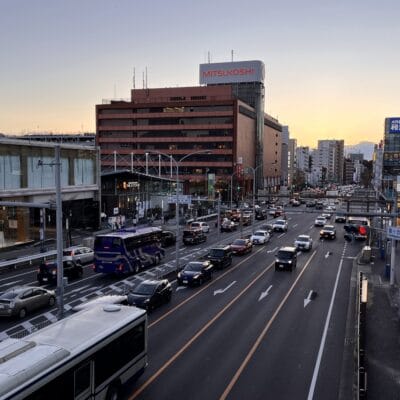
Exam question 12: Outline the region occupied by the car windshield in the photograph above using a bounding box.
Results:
[232,239,246,246]
[324,226,335,231]
[184,263,203,272]
[254,231,265,236]
[133,282,157,295]
[63,250,73,256]
[277,251,294,259]
[209,249,225,257]
[0,291,20,300]
[191,223,200,228]
[275,221,285,225]
[297,236,310,241]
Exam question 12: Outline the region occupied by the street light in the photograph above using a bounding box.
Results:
[243,164,263,234]
[148,149,212,271]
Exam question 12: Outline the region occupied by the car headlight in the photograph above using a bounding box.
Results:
[9,301,15,308]
[52,270,57,275]
[288,260,292,264]
[193,274,200,279]
[177,272,181,278]
[143,299,150,303]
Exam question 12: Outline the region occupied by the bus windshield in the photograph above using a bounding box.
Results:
[94,236,122,251]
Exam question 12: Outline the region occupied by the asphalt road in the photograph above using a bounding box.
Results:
[0,203,365,399]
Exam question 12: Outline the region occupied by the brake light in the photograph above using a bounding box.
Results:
[359,226,367,235]
[117,263,124,272]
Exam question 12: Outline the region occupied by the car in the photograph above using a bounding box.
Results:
[250,230,270,244]
[177,261,214,286]
[62,245,94,264]
[182,229,207,245]
[126,279,172,311]
[322,212,332,220]
[334,213,346,223]
[306,200,316,207]
[221,219,238,232]
[255,209,267,220]
[315,202,324,210]
[314,216,327,227]
[161,230,177,247]
[206,245,233,269]
[37,259,83,284]
[326,205,336,211]
[229,238,253,255]
[294,234,313,251]
[275,247,297,271]
[259,223,274,236]
[190,221,210,233]
[0,286,56,319]
[272,219,288,232]
[320,224,337,239]
[291,199,301,207]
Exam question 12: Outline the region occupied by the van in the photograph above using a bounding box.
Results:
[206,245,232,269]
[190,221,210,233]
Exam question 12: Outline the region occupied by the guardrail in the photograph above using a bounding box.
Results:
[0,250,57,274]
[357,272,368,399]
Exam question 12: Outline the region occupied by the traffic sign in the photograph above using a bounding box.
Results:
[387,226,400,240]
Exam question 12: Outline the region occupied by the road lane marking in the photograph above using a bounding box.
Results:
[129,258,274,400]
[304,290,315,308]
[292,224,298,228]
[0,280,22,288]
[214,281,236,295]
[267,247,278,254]
[258,285,273,301]
[324,251,330,258]
[307,255,345,400]
[278,233,286,238]
[220,250,317,400]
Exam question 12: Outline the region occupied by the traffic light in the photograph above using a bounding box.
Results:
[237,186,240,192]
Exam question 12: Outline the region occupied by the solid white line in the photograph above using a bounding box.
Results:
[307,256,344,400]
[278,233,286,238]
[292,224,298,228]
[0,280,22,288]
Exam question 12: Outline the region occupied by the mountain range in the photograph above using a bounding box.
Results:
[345,141,375,160]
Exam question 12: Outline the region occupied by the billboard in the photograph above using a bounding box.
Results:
[199,60,265,85]
[386,117,400,134]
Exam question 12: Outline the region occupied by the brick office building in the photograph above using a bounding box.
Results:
[96,62,282,201]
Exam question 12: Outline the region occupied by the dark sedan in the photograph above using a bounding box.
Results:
[229,238,253,255]
[37,259,83,285]
[161,230,176,247]
[126,279,172,311]
[320,225,337,239]
[177,261,213,286]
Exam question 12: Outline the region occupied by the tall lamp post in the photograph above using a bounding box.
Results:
[149,149,212,271]
[243,164,263,234]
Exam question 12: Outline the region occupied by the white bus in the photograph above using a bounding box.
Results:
[0,304,147,400]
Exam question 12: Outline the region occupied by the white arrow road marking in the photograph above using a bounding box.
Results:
[304,290,314,308]
[267,247,278,254]
[292,224,298,228]
[175,286,187,292]
[309,226,314,230]
[325,252,330,259]
[258,285,273,301]
[214,281,236,296]
[278,233,286,238]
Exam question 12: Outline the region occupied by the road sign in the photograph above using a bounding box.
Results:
[168,195,192,205]
[387,226,400,240]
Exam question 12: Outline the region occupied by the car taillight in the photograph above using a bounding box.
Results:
[91,264,95,270]
[117,263,124,272]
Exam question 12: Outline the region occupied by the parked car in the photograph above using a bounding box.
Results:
[190,221,210,233]
[294,234,313,251]
[63,245,94,264]
[229,238,253,255]
[272,219,288,232]
[161,230,177,247]
[206,245,232,269]
[126,279,172,311]
[320,225,337,240]
[182,229,207,245]
[314,216,327,227]
[275,247,297,271]
[0,286,56,319]
[37,259,83,285]
[250,230,270,245]
[221,219,238,232]
[177,261,214,286]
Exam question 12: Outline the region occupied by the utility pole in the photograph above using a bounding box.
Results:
[390,194,397,286]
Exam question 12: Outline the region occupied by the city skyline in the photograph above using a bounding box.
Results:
[1,0,399,147]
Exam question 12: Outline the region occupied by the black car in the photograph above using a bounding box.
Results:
[37,259,83,284]
[275,247,297,271]
[177,261,213,286]
[126,279,172,311]
[255,210,267,220]
[206,245,232,269]
[320,225,336,239]
[161,230,176,247]
[182,229,207,245]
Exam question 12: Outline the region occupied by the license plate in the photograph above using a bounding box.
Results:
[43,278,48,281]
[183,280,188,284]
[280,264,284,268]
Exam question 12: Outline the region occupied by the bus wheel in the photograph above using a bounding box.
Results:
[106,383,121,400]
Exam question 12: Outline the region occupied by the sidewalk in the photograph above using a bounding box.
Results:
[357,248,400,399]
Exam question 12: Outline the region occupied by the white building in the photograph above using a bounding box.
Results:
[316,140,344,184]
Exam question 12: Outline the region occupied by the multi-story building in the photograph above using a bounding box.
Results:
[96,61,282,200]
[343,158,355,184]
[382,117,400,198]
[288,138,297,188]
[296,146,310,173]
[316,140,345,184]
[280,126,289,189]
[372,141,384,192]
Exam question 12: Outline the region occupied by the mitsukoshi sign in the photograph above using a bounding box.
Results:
[199,60,265,85]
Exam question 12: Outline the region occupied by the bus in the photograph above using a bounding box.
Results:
[94,227,165,275]
[345,216,370,240]
[0,303,147,400]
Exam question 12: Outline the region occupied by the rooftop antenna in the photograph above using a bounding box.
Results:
[133,67,136,89]
[208,51,211,63]
[142,71,145,89]
[231,49,234,62]
[145,66,148,89]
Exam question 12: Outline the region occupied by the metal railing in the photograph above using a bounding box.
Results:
[357,272,368,398]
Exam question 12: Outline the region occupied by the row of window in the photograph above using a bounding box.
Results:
[99,117,233,127]
[99,129,233,138]
[99,105,233,115]
[101,143,232,150]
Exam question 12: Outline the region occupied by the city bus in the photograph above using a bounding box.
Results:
[94,227,165,275]
[0,303,147,400]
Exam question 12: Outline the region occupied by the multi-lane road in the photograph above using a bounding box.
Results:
[0,206,362,399]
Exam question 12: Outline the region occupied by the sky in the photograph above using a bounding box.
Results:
[1,0,399,147]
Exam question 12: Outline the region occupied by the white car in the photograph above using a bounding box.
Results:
[314,216,327,227]
[63,245,94,264]
[250,230,270,245]
[294,235,313,251]
[272,219,288,232]
[190,221,210,233]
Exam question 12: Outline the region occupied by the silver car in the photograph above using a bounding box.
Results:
[0,286,56,319]
[63,245,94,264]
